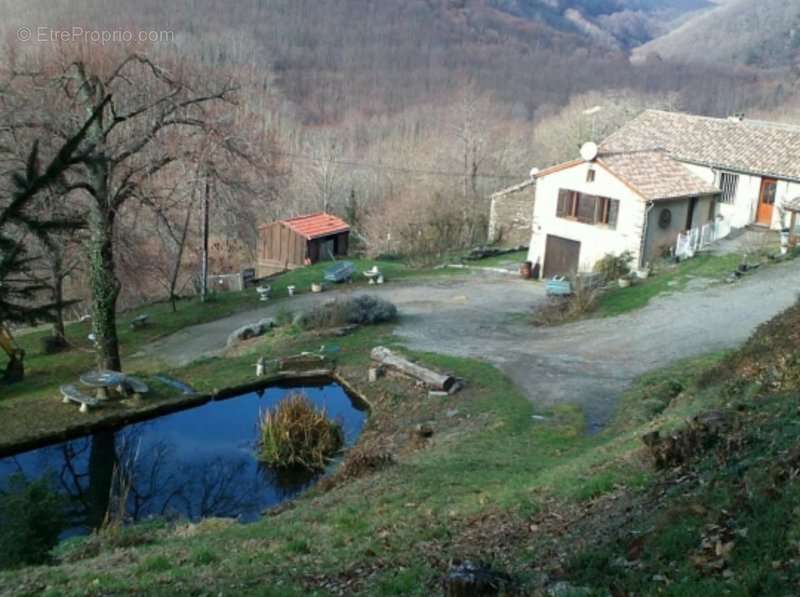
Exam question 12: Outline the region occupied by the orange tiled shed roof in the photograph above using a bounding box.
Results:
[273,212,350,240]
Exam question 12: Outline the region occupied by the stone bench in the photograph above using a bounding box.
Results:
[130,314,149,330]
[60,384,99,413]
[121,376,149,398]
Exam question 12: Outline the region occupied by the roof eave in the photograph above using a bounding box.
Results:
[648,190,721,202]
[661,156,800,184]
[305,228,350,241]
[491,178,535,198]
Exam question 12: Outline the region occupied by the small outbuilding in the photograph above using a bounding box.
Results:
[257,212,350,276]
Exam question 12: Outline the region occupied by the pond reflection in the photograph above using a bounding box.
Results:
[0,383,367,536]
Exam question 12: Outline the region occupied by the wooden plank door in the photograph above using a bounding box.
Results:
[756,178,777,226]
[686,197,698,230]
[543,235,581,279]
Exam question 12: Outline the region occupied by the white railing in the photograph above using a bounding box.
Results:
[675,218,732,259]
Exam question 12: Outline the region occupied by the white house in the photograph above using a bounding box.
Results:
[601,110,800,231]
[527,147,720,278]
[519,109,800,277]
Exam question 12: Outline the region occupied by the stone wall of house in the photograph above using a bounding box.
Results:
[488,186,534,247]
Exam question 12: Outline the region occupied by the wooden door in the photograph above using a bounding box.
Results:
[543,235,581,279]
[686,197,698,230]
[756,178,777,226]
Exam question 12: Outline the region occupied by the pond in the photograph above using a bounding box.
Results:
[0,382,367,536]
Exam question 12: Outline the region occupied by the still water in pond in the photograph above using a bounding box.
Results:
[0,383,367,536]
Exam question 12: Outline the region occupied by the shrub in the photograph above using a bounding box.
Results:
[530,280,599,327]
[259,393,344,470]
[593,251,633,281]
[339,445,394,480]
[0,474,66,569]
[297,295,398,330]
[364,190,488,265]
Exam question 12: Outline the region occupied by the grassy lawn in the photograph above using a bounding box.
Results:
[596,253,744,317]
[4,250,799,593]
[3,297,800,593]
[0,317,749,594]
[0,250,516,451]
[0,258,453,400]
[464,250,528,268]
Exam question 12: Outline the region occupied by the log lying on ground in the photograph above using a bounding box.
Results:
[371,346,456,391]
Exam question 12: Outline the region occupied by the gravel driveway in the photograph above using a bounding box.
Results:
[145,259,800,431]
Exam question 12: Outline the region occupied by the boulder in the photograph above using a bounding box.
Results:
[226,318,276,348]
[444,560,516,596]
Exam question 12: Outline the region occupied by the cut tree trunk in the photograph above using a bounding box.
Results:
[370,346,455,391]
[88,201,122,371]
[51,263,67,344]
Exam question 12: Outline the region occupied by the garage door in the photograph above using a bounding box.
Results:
[543,235,581,279]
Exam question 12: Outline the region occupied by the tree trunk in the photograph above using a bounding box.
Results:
[87,431,116,529]
[201,178,210,303]
[88,202,122,371]
[371,346,456,391]
[168,202,193,312]
[51,257,67,343]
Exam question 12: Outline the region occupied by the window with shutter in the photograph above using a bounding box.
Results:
[556,189,620,229]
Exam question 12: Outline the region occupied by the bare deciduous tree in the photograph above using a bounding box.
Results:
[6,46,247,370]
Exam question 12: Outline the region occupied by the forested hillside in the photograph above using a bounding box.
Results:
[0,0,758,123]
[635,0,800,68]
[0,0,793,310]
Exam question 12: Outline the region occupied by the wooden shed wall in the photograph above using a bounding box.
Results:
[257,222,308,276]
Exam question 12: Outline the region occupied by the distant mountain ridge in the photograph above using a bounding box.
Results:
[634,0,800,68]
[487,0,715,48]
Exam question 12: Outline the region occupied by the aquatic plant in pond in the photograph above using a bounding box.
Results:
[259,393,344,470]
[0,383,366,537]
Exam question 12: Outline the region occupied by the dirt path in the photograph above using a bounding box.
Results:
[144,259,800,431]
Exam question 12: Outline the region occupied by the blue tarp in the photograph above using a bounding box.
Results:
[324,261,355,283]
[545,277,573,296]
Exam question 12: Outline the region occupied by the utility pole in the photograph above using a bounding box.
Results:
[463,140,469,201]
[583,106,603,142]
[201,176,210,303]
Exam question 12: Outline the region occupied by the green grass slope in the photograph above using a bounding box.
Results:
[2,295,800,594]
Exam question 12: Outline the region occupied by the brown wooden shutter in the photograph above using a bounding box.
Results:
[556,189,570,217]
[607,199,619,229]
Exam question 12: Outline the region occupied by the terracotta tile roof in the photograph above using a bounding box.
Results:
[279,213,350,240]
[597,150,720,201]
[602,109,800,182]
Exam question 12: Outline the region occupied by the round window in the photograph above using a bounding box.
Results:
[658,209,672,229]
